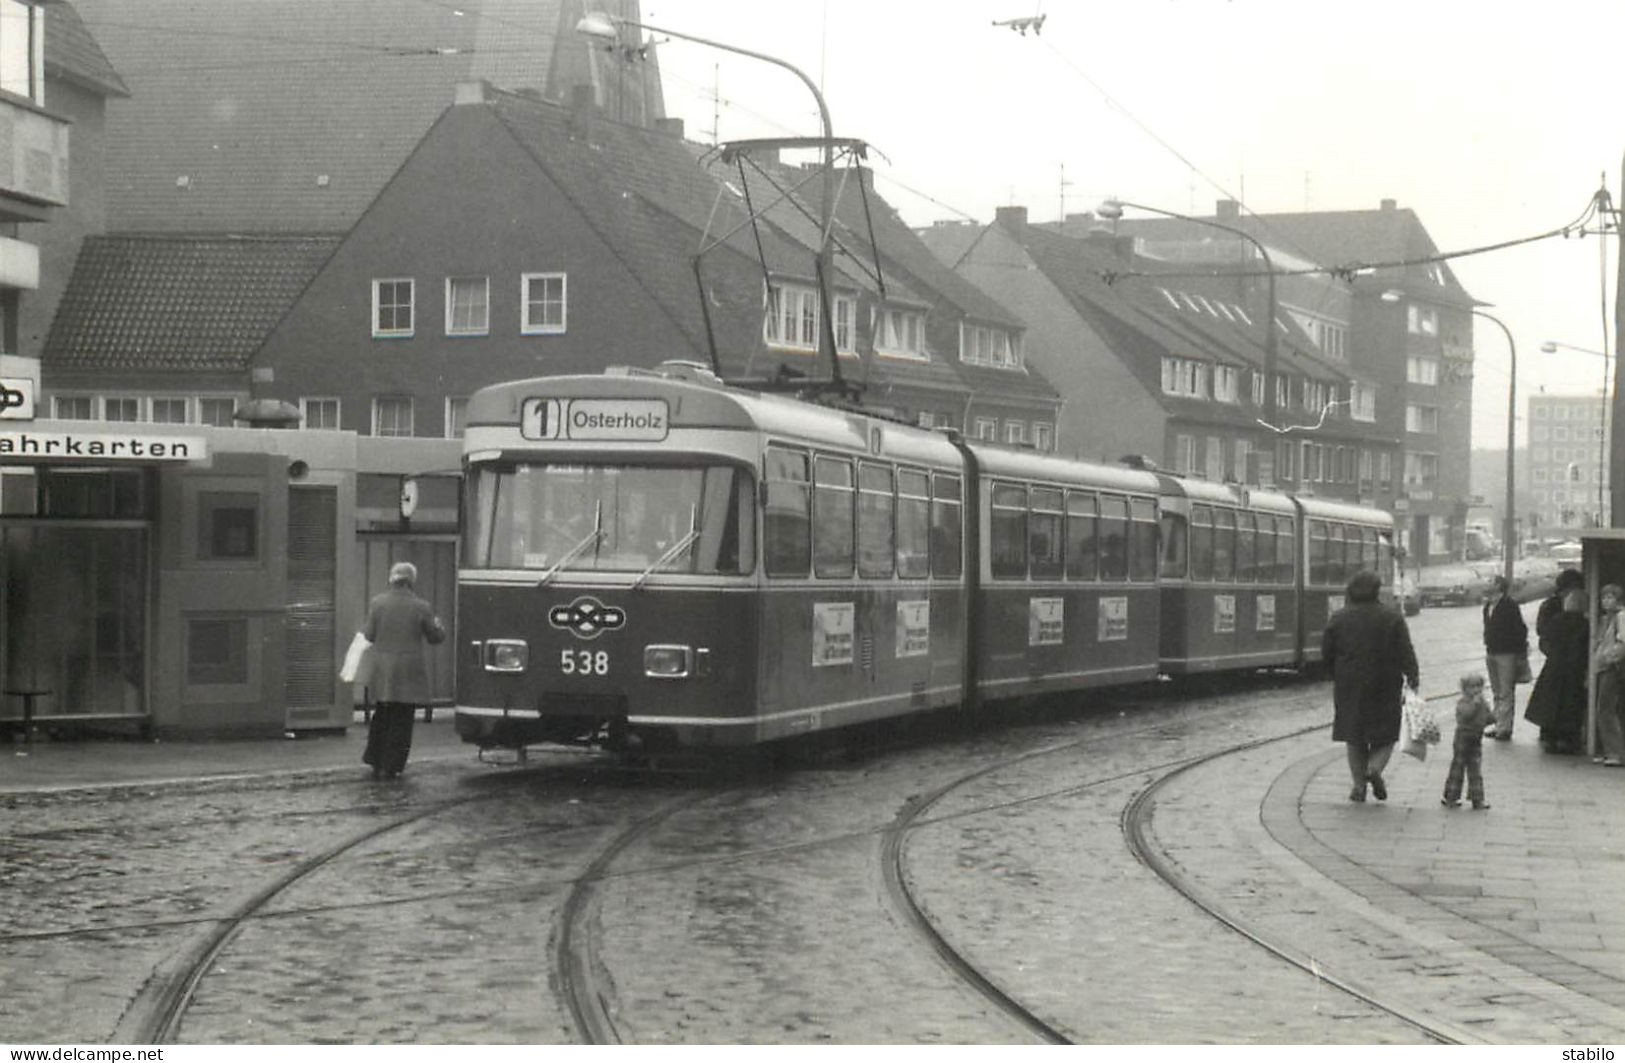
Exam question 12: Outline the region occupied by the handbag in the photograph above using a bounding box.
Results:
[339,631,373,685]
[1514,650,1533,685]
[1402,686,1440,746]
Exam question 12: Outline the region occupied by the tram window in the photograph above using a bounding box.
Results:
[896,469,930,579]
[1362,528,1379,574]
[990,482,1028,580]
[1129,498,1158,581]
[1309,521,1328,586]
[1099,495,1129,581]
[1254,516,1275,583]
[1213,509,1236,581]
[857,463,895,578]
[1158,510,1187,580]
[1030,487,1064,580]
[931,474,963,578]
[1333,524,1351,585]
[1066,491,1098,581]
[813,456,855,578]
[1190,505,1214,581]
[1276,517,1296,585]
[1377,533,1394,583]
[764,449,811,576]
[1236,512,1257,582]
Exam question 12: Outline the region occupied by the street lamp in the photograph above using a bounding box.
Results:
[576,12,840,369]
[1473,309,1518,588]
[1540,339,1612,527]
[1096,198,1280,468]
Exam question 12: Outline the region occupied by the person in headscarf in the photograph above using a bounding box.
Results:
[1524,568,1588,754]
[361,562,446,779]
[1323,570,1421,802]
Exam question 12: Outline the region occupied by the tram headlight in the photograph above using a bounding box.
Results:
[643,644,692,678]
[484,639,529,673]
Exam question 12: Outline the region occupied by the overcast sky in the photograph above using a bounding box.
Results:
[638,0,1619,450]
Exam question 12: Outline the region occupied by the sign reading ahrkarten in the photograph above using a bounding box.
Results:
[0,430,206,460]
[521,398,669,442]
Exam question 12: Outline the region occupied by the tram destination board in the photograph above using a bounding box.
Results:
[521,397,669,441]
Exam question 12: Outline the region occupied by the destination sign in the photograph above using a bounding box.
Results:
[521,398,669,442]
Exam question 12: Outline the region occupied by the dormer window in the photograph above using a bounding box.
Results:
[1160,356,1209,399]
[959,323,1020,369]
[875,307,926,359]
[764,281,855,354]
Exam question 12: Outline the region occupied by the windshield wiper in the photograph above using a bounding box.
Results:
[632,505,699,590]
[536,501,604,587]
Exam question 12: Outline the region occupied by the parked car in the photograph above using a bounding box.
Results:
[1417,564,1496,607]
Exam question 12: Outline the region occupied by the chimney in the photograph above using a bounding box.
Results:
[995,205,1028,232]
[1215,198,1240,220]
[569,83,597,137]
[654,116,685,140]
[1380,198,1397,211]
[454,80,488,106]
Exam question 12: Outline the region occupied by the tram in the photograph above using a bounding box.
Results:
[453,365,1395,753]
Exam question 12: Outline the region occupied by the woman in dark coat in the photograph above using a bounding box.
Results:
[362,562,446,779]
[1524,568,1588,754]
[1322,570,1421,802]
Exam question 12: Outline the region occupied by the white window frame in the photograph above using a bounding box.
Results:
[102,396,142,422]
[959,322,1021,369]
[0,0,43,103]
[521,272,568,335]
[445,396,468,439]
[149,396,191,424]
[973,417,998,441]
[1406,356,1440,386]
[875,306,927,359]
[445,276,490,337]
[53,394,95,420]
[1033,423,1053,453]
[1213,365,1240,403]
[372,278,415,338]
[197,396,238,427]
[372,396,414,438]
[1174,434,1196,475]
[1407,304,1438,336]
[301,397,341,431]
[1004,421,1026,445]
[1350,382,1377,422]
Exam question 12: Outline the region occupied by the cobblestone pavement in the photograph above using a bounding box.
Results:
[2,602,1618,1044]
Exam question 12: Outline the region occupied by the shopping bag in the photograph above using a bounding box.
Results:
[1514,650,1532,685]
[1401,734,1428,761]
[339,631,373,685]
[1402,686,1440,745]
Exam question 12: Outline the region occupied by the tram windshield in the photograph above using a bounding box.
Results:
[463,462,755,575]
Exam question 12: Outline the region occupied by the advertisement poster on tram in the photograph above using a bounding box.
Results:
[813,602,856,667]
[896,600,930,658]
[1098,597,1128,642]
[1028,597,1064,646]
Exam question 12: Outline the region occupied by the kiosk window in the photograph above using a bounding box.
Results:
[198,492,259,561]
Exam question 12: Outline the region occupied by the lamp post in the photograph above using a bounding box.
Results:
[1474,310,1518,588]
[1097,198,1279,473]
[1540,339,1612,527]
[576,12,839,368]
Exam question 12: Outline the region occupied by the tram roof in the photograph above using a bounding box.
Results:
[1295,494,1395,529]
[465,370,963,465]
[970,443,1163,495]
[1155,475,1296,515]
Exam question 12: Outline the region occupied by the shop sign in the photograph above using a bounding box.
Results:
[0,429,207,460]
[0,377,33,419]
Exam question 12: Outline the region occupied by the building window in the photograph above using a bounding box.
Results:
[53,395,94,420]
[1407,304,1438,336]
[445,397,468,439]
[521,272,567,335]
[1004,421,1026,445]
[1160,357,1208,398]
[875,307,926,358]
[1204,436,1224,482]
[1033,423,1053,453]
[1233,438,1252,483]
[1174,434,1196,474]
[0,0,42,102]
[1406,356,1440,386]
[973,417,997,441]
[1552,426,1570,442]
[198,492,260,561]
[373,396,414,437]
[198,398,237,427]
[446,276,490,336]
[372,278,414,337]
[960,323,1021,369]
[1534,468,1548,483]
[1404,452,1439,489]
[1532,404,1549,419]
[1251,371,1266,406]
[1405,404,1439,434]
[1350,382,1376,422]
[302,398,340,430]
[1304,381,1327,413]
[1213,365,1240,403]
[150,397,190,424]
[103,397,141,422]
[1275,375,1291,410]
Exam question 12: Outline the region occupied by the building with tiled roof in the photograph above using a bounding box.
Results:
[44,233,339,422]
[1097,198,1479,564]
[71,0,661,233]
[917,206,1396,512]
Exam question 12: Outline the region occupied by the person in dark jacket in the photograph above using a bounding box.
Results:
[1481,574,1529,740]
[1323,569,1421,802]
[362,562,446,779]
[1525,568,1588,754]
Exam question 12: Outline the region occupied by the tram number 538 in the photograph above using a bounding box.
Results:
[561,649,610,675]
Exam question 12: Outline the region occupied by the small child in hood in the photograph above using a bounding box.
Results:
[1443,672,1493,809]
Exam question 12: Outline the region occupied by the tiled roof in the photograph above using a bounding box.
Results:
[71,0,659,231]
[44,234,340,370]
[45,3,127,98]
